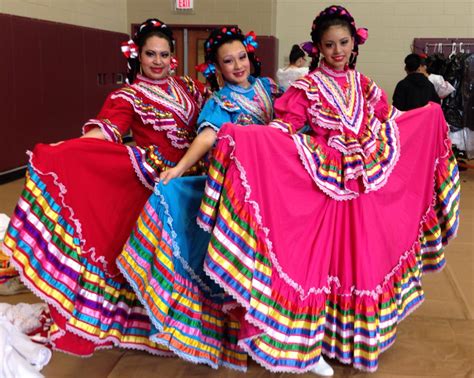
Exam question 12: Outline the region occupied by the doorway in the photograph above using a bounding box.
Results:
[172,26,221,83]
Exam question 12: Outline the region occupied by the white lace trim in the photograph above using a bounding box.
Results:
[126,145,155,191]
[197,121,220,134]
[82,119,122,143]
[5,255,167,356]
[25,151,118,276]
[117,255,245,371]
[292,118,401,200]
[196,217,212,233]
[113,92,191,150]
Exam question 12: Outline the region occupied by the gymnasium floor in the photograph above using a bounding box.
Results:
[1,169,472,378]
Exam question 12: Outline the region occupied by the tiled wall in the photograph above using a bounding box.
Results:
[126,0,275,36]
[0,0,128,33]
[276,0,474,98]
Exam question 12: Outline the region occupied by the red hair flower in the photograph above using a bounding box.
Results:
[355,28,368,45]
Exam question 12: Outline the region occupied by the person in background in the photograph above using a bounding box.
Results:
[418,54,455,100]
[393,53,440,110]
[2,18,206,357]
[277,44,309,90]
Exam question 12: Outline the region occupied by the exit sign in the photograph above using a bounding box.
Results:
[176,0,193,9]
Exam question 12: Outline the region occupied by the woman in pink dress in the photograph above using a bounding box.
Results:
[197,5,460,374]
[2,18,205,356]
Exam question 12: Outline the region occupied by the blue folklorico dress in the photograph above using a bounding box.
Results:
[117,76,281,370]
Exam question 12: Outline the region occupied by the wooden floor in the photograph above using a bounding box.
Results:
[0,170,473,378]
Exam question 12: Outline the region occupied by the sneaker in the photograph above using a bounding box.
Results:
[0,276,29,296]
[311,355,334,376]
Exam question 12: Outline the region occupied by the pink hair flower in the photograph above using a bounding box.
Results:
[356,28,369,45]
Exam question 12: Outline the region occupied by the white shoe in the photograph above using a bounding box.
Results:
[311,355,334,376]
[0,277,29,296]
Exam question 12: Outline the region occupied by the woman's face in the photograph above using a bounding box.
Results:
[318,25,354,70]
[139,35,172,80]
[216,40,251,88]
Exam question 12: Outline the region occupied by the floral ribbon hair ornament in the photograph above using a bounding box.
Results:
[121,39,139,59]
[195,61,216,79]
[243,31,258,53]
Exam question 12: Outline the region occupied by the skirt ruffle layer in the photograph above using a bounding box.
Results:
[117,177,247,370]
[4,138,171,356]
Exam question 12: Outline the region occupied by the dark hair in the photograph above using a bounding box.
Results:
[202,26,261,91]
[289,44,305,65]
[425,54,445,75]
[308,5,360,71]
[404,53,422,73]
[127,18,174,84]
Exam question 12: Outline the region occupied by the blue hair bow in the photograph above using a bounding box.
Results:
[243,31,258,52]
[196,61,216,78]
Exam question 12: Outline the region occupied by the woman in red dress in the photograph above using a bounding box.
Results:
[2,18,205,356]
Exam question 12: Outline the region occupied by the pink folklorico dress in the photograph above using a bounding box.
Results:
[3,74,205,356]
[197,61,460,372]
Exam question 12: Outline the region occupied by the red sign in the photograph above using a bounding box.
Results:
[176,0,193,9]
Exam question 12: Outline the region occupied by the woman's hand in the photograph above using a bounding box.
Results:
[159,128,217,185]
[160,166,185,185]
[81,127,106,140]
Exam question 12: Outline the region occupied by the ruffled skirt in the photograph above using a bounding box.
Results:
[197,104,460,372]
[3,138,172,356]
[117,176,247,370]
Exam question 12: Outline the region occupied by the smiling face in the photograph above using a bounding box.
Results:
[139,35,172,80]
[216,40,251,88]
[318,25,354,71]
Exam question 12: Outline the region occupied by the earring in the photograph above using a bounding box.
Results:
[170,57,178,71]
[139,65,143,75]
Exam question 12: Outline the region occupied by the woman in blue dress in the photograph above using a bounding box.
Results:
[117,26,281,371]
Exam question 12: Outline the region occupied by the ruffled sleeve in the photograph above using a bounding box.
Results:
[361,74,399,122]
[196,94,236,134]
[82,90,134,143]
[270,83,310,134]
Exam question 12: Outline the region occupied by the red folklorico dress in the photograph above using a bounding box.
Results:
[3,74,205,356]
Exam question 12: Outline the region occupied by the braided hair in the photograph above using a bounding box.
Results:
[304,5,368,72]
[123,19,174,84]
[199,26,261,91]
